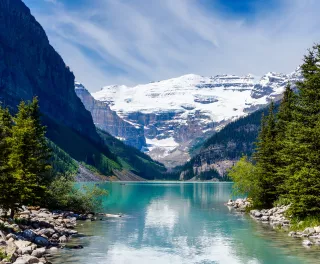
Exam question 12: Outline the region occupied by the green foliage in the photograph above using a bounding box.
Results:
[43,115,121,176]
[0,106,13,213]
[48,140,78,175]
[228,156,257,197]
[0,249,7,261]
[278,45,320,217]
[0,98,108,216]
[253,102,283,208]
[46,174,108,213]
[97,129,167,180]
[0,98,52,216]
[273,197,291,207]
[230,44,320,218]
[290,215,320,231]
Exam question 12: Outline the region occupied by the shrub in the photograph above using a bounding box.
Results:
[45,174,108,213]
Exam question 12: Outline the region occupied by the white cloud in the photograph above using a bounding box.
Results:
[43,0,58,5]
[25,0,320,92]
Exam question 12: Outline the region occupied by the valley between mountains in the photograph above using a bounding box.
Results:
[0,0,304,182]
[75,69,302,179]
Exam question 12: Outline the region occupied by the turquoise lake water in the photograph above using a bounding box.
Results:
[49,182,320,264]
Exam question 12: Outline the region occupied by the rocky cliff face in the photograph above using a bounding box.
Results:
[92,70,302,167]
[75,82,146,150]
[0,0,98,141]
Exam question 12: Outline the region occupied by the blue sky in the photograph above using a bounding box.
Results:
[24,0,320,92]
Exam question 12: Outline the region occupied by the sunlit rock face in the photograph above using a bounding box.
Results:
[91,69,302,167]
[75,82,146,150]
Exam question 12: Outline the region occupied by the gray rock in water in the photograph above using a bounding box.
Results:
[59,235,67,243]
[303,227,316,235]
[254,211,262,218]
[302,240,313,246]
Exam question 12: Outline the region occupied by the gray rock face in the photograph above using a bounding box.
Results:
[0,0,98,142]
[75,82,146,150]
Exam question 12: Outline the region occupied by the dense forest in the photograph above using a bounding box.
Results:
[230,44,320,219]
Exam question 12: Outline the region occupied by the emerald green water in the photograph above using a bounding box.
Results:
[50,182,320,264]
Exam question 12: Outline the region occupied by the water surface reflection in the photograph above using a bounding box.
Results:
[49,182,319,264]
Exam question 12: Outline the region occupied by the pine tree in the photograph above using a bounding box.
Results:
[254,102,279,208]
[0,106,14,213]
[281,46,320,217]
[276,85,296,136]
[27,97,52,185]
[274,85,296,197]
[6,99,51,217]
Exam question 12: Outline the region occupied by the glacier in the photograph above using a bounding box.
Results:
[86,68,302,167]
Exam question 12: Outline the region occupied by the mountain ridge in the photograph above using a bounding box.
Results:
[85,69,302,167]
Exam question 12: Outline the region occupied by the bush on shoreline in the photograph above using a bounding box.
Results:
[46,174,108,213]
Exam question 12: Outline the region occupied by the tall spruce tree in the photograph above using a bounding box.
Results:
[0,106,14,213]
[27,97,52,185]
[281,46,320,217]
[254,102,279,208]
[6,98,51,217]
[274,85,296,197]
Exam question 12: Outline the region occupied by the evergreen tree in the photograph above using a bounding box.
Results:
[281,46,320,217]
[254,102,279,208]
[27,97,52,185]
[6,99,51,217]
[274,85,296,196]
[0,106,14,213]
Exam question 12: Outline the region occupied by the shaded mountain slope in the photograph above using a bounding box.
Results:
[0,0,166,180]
[178,105,278,180]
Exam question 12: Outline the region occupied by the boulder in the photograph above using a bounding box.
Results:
[254,211,262,218]
[13,255,39,264]
[38,228,55,238]
[34,237,49,247]
[46,247,58,253]
[302,240,313,246]
[58,235,67,243]
[31,248,46,258]
[5,241,17,259]
[21,246,33,255]
[14,241,32,249]
[22,230,36,241]
[303,227,316,235]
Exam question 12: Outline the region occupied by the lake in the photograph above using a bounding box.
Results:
[49,182,320,264]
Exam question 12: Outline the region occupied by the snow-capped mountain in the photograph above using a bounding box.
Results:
[90,68,302,167]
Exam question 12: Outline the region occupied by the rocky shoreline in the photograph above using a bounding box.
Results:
[226,198,320,248]
[0,207,97,264]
